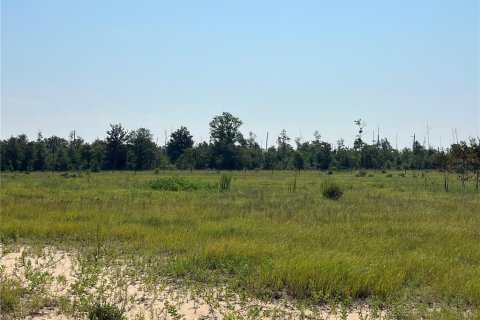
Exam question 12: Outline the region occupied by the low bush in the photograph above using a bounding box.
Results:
[88,303,124,320]
[145,177,214,191]
[0,280,23,314]
[322,181,343,200]
[355,171,367,177]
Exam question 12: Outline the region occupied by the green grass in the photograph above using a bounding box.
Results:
[1,170,479,316]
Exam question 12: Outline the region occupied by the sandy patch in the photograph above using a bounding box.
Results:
[1,245,384,319]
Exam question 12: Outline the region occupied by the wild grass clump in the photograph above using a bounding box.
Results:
[355,171,367,177]
[219,173,233,191]
[322,181,343,200]
[0,280,23,314]
[145,177,214,191]
[288,175,297,193]
[88,303,124,320]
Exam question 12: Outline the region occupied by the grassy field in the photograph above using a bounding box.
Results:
[1,170,479,319]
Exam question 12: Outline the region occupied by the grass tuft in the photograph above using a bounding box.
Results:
[145,176,214,191]
[219,173,233,191]
[322,181,343,200]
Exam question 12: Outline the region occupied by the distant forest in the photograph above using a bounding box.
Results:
[1,112,479,174]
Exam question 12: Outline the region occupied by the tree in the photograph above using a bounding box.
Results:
[45,135,69,171]
[276,129,294,169]
[166,126,194,163]
[242,132,264,169]
[353,119,366,151]
[106,124,128,170]
[128,128,157,171]
[209,112,243,145]
[209,112,244,169]
[294,150,305,171]
[33,132,48,171]
[89,139,107,171]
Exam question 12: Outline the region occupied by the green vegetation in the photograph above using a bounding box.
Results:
[1,170,479,318]
[88,303,125,320]
[2,113,479,175]
[219,173,233,191]
[322,180,343,200]
[145,176,214,191]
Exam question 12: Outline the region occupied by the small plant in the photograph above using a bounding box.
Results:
[145,177,214,191]
[288,175,297,193]
[0,280,24,314]
[164,300,184,320]
[355,171,367,177]
[219,173,232,191]
[88,303,125,320]
[322,181,343,200]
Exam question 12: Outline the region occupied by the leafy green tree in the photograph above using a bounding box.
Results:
[166,126,194,163]
[276,129,293,169]
[67,131,84,170]
[128,128,157,170]
[294,150,305,171]
[88,139,107,171]
[242,132,264,169]
[209,112,243,145]
[209,112,244,169]
[44,136,68,171]
[2,135,28,171]
[33,132,48,171]
[106,124,128,170]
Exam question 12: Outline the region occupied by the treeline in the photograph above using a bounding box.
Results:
[1,112,479,174]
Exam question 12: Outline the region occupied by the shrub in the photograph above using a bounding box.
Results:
[322,181,343,200]
[219,173,233,191]
[355,171,367,177]
[0,281,23,314]
[88,303,124,320]
[91,163,101,172]
[145,177,214,191]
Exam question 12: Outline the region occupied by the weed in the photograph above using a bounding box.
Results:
[0,280,24,313]
[355,170,367,177]
[322,181,343,200]
[145,176,214,191]
[288,175,297,193]
[219,173,233,191]
[88,302,125,320]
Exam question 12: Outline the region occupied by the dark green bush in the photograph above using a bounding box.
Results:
[88,303,124,320]
[146,177,214,191]
[322,181,343,200]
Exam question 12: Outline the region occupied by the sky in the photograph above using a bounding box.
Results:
[1,0,479,149]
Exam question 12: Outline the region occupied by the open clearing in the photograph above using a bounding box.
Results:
[1,170,479,319]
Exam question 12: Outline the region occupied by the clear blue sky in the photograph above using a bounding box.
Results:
[2,0,479,148]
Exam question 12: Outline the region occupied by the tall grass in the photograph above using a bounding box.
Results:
[0,170,479,314]
[219,173,232,191]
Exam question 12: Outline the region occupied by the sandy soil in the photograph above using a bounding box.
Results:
[1,245,382,319]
